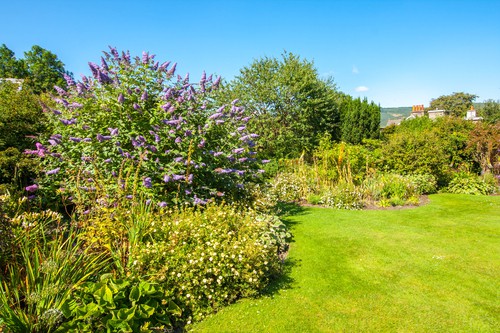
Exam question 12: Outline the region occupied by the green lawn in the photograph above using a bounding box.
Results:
[191,194,500,332]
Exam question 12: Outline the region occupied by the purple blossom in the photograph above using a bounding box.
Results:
[141,91,148,101]
[187,174,193,183]
[236,170,246,176]
[82,125,90,130]
[54,85,67,96]
[215,119,225,125]
[45,168,61,175]
[143,177,152,188]
[162,119,181,126]
[97,134,112,142]
[172,174,184,181]
[70,102,83,109]
[51,108,62,115]
[54,98,69,107]
[83,138,92,142]
[237,126,246,131]
[133,103,141,110]
[112,171,118,177]
[261,159,270,164]
[64,73,75,86]
[167,63,177,76]
[161,102,172,111]
[159,61,171,71]
[76,82,86,95]
[104,158,112,163]
[174,157,183,163]
[238,157,248,163]
[69,137,82,143]
[108,128,119,136]
[213,152,223,157]
[213,76,221,88]
[208,112,223,120]
[60,118,77,126]
[88,62,99,78]
[242,117,251,123]
[232,148,245,154]
[100,56,109,71]
[158,201,167,207]
[109,46,120,59]
[198,139,205,148]
[184,130,192,137]
[118,93,124,103]
[142,51,149,64]
[175,137,182,144]
[231,99,239,105]
[163,175,171,183]
[126,195,133,199]
[193,196,207,205]
[48,139,58,146]
[82,210,90,215]
[25,184,38,192]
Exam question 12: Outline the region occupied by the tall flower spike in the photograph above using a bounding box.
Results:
[167,63,177,77]
[118,93,124,103]
[63,73,75,86]
[88,62,99,78]
[100,56,109,71]
[142,51,149,64]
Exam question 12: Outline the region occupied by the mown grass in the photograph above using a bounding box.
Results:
[191,194,500,332]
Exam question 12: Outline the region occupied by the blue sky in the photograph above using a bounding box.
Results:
[1,0,499,107]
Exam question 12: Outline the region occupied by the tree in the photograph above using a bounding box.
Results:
[428,92,478,117]
[0,44,27,78]
[23,45,72,94]
[0,81,49,192]
[478,99,500,123]
[224,52,341,159]
[339,95,380,144]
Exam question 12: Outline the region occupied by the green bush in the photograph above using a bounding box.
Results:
[363,173,421,205]
[320,183,364,210]
[129,203,289,323]
[265,172,305,203]
[445,172,497,195]
[407,173,437,194]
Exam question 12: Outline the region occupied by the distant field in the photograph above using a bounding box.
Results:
[192,194,500,332]
[380,106,412,127]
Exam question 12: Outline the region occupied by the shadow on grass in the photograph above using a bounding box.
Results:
[261,256,300,297]
[271,201,309,217]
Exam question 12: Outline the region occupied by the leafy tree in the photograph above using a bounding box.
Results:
[224,52,341,159]
[340,95,380,144]
[0,82,49,192]
[467,122,500,175]
[0,44,27,78]
[428,92,478,117]
[23,45,72,94]
[478,99,500,123]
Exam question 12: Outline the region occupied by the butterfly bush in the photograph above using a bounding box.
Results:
[32,47,266,208]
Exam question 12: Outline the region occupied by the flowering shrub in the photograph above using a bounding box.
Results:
[265,172,307,203]
[28,47,265,209]
[320,184,364,210]
[129,203,289,323]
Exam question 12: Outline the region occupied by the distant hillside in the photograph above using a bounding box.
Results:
[380,107,412,127]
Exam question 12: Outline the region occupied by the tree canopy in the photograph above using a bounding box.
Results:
[224,52,341,159]
[428,92,478,117]
[0,44,27,78]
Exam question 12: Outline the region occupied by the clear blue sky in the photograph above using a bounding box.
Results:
[2,0,499,107]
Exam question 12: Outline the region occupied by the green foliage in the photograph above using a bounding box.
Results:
[56,274,181,332]
[320,183,364,210]
[379,117,476,185]
[445,172,497,195]
[362,173,422,206]
[0,209,109,333]
[478,99,500,123]
[225,52,341,158]
[407,173,438,194]
[130,203,289,322]
[0,44,27,78]
[0,82,48,192]
[428,92,478,117]
[339,95,380,144]
[23,45,71,94]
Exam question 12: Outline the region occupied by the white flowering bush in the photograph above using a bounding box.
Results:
[320,184,364,210]
[129,203,289,323]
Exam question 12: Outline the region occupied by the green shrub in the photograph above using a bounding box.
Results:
[129,203,289,323]
[320,183,364,210]
[407,173,437,194]
[56,274,181,332]
[445,172,497,195]
[363,173,421,204]
[266,172,305,203]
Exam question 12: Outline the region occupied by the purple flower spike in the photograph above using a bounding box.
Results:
[187,174,193,183]
[25,184,38,192]
[64,73,75,86]
[213,76,221,88]
[158,201,167,207]
[142,51,149,64]
[143,177,152,188]
[237,126,246,131]
[261,159,270,164]
[175,137,182,144]
[88,62,99,78]
[100,56,109,71]
[69,137,82,143]
[108,128,119,136]
[104,158,112,163]
[54,85,67,96]
[163,175,171,183]
[232,148,245,154]
[133,103,141,110]
[45,168,61,175]
[174,157,183,163]
[141,91,148,101]
[167,63,177,76]
[118,93,124,103]
[173,174,184,181]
